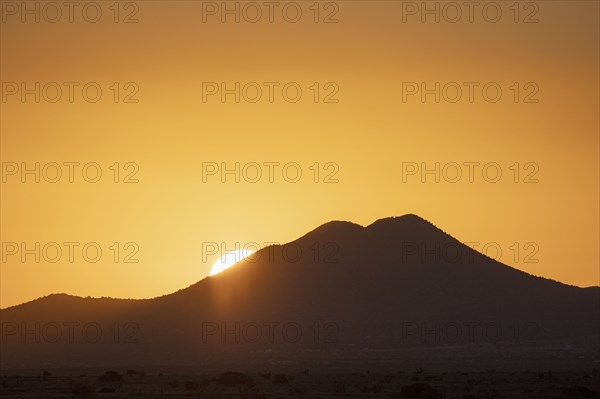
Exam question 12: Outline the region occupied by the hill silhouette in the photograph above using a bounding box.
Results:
[1,214,598,371]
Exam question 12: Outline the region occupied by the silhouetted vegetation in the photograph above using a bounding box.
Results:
[259,372,271,380]
[98,371,122,382]
[217,371,253,385]
[1,369,599,398]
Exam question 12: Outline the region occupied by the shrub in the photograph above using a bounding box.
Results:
[98,371,123,382]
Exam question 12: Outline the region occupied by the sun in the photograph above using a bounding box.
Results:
[209,249,256,276]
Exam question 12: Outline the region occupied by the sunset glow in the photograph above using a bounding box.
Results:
[209,249,256,276]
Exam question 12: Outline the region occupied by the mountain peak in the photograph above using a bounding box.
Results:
[295,219,364,242]
[296,214,442,244]
[368,213,430,226]
[366,214,439,232]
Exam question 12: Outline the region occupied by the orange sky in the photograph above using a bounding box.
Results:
[1,1,598,308]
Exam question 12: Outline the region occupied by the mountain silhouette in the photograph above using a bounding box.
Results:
[1,214,598,371]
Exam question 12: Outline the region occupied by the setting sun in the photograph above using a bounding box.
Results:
[209,249,256,276]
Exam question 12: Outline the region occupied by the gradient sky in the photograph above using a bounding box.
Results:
[1,1,598,308]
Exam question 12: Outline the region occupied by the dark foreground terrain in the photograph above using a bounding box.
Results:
[2,216,598,397]
[1,369,600,399]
